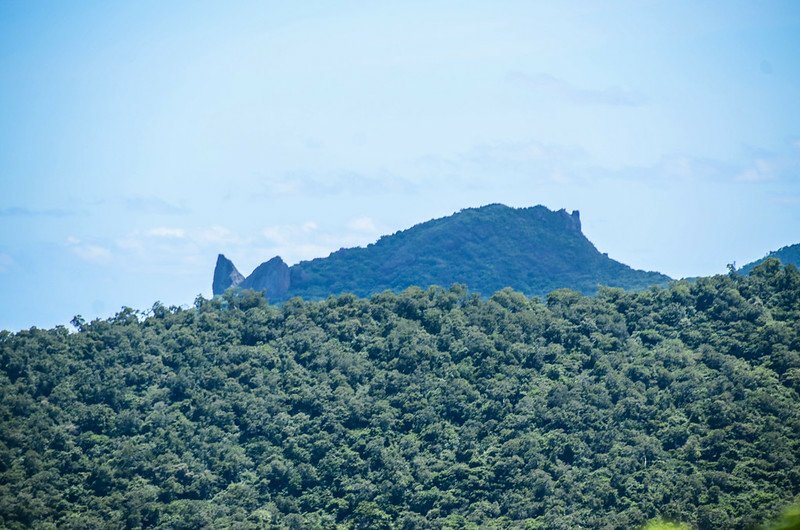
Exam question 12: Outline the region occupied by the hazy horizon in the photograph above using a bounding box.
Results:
[2,1,799,330]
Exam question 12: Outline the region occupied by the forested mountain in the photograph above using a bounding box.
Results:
[2,259,799,529]
[741,243,800,275]
[213,204,671,301]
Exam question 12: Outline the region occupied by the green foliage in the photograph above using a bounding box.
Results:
[740,243,800,275]
[270,204,670,301]
[761,500,800,530]
[1,262,800,528]
[642,519,690,530]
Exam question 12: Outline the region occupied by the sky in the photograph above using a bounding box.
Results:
[1,1,799,330]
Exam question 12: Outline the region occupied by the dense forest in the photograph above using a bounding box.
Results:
[1,259,799,528]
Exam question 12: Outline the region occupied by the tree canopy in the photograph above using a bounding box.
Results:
[1,259,799,528]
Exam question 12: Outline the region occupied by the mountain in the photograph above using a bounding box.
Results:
[740,242,800,275]
[213,204,671,300]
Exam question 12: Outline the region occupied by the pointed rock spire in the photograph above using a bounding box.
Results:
[212,254,244,295]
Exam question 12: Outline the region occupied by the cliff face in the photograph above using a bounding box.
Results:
[211,204,671,301]
[212,254,244,295]
[239,256,290,299]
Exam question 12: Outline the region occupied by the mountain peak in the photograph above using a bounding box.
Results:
[212,254,244,295]
[239,256,290,299]
[212,204,670,300]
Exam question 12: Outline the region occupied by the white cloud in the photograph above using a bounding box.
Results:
[146,227,187,238]
[262,221,317,244]
[262,225,292,245]
[198,225,242,245]
[270,243,336,263]
[731,142,800,183]
[735,158,778,182]
[0,206,74,217]
[256,219,387,265]
[257,171,418,198]
[420,140,588,187]
[348,216,378,233]
[111,225,248,268]
[69,242,113,264]
[124,196,188,215]
[507,71,645,107]
[72,217,387,278]
[67,236,112,264]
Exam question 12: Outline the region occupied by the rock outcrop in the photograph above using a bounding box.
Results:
[239,256,291,299]
[212,254,244,295]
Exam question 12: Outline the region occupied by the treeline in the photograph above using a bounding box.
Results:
[1,259,799,529]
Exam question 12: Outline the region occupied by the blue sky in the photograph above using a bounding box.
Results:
[1,1,799,330]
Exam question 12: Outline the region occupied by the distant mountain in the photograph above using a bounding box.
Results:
[212,254,245,294]
[213,204,671,300]
[740,243,800,275]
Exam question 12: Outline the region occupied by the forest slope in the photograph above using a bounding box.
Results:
[741,243,800,275]
[1,260,799,529]
[213,204,671,301]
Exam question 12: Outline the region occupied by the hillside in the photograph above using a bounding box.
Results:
[740,243,800,275]
[2,259,799,528]
[213,204,671,301]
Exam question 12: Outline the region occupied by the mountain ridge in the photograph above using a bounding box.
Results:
[214,204,671,300]
[740,242,800,275]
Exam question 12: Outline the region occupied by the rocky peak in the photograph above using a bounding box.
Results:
[239,256,291,299]
[212,254,245,295]
[570,210,581,231]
